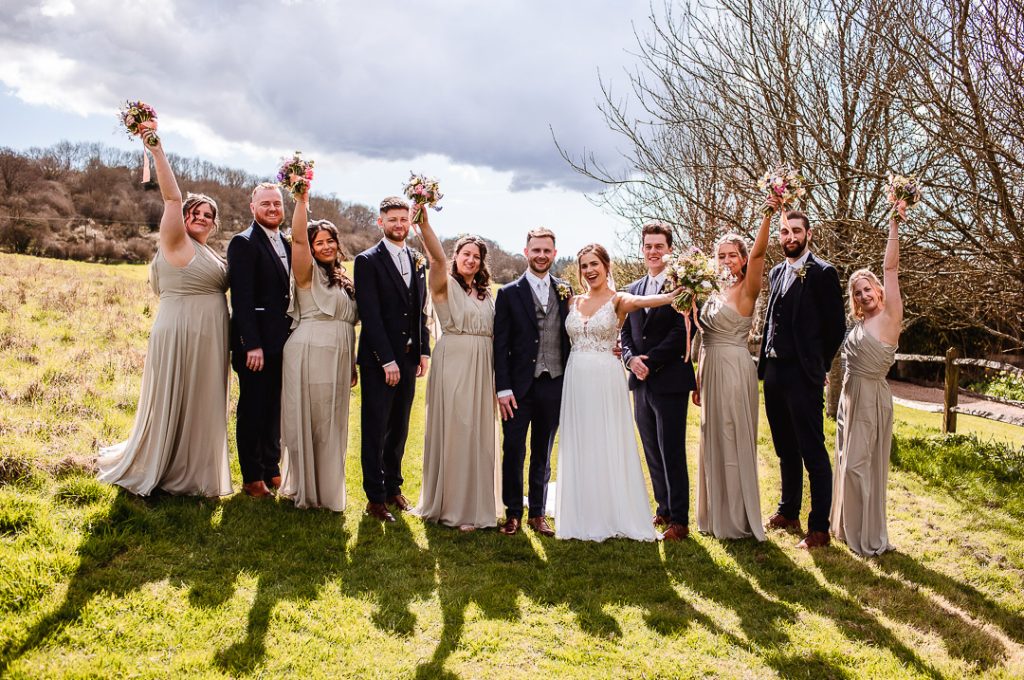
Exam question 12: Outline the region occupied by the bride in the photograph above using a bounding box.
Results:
[556,244,680,541]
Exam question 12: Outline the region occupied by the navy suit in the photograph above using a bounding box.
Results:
[758,252,846,532]
[493,274,571,519]
[620,276,696,525]
[227,221,292,485]
[355,240,430,504]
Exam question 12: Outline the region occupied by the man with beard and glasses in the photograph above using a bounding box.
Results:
[758,210,846,548]
[493,227,572,537]
[355,196,431,522]
[228,182,293,497]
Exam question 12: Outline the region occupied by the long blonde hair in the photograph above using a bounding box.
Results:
[847,268,884,319]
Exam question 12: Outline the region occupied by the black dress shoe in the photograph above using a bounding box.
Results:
[365,502,396,523]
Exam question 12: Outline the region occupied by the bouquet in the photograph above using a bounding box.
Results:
[403,172,443,224]
[119,101,159,146]
[886,173,922,220]
[757,165,806,215]
[662,248,735,360]
[277,152,315,199]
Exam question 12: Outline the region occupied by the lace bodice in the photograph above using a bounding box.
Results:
[566,298,619,353]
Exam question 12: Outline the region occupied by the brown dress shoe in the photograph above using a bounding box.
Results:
[661,523,689,541]
[499,517,520,535]
[796,530,831,549]
[526,516,555,537]
[243,481,271,498]
[365,502,396,523]
[652,514,670,528]
[766,512,803,535]
[267,475,282,490]
[387,494,413,512]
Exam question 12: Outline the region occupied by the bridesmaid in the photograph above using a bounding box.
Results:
[279,179,358,511]
[693,195,782,540]
[97,124,232,497]
[412,212,500,531]
[830,201,904,555]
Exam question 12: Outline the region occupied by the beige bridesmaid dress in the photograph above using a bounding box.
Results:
[98,239,233,497]
[414,277,500,528]
[830,322,896,555]
[695,296,765,540]
[280,266,358,511]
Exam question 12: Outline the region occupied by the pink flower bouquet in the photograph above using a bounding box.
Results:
[277,152,315,199]
[403,172,443,224]
[119,101,159,146]
[757,165,806,215]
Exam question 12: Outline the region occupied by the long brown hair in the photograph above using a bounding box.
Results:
[449,235,491,300]
[307,220,354,298]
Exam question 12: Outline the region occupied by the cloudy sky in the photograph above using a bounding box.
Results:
[0,0,661,257]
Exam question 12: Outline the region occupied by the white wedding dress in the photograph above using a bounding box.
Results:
[555,297,658,541]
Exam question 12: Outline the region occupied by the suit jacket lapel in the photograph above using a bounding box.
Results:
[515,275,540,330]
[554,277,570,325]
[377,240,408,297]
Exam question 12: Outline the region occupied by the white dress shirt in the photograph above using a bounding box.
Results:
[525,269,551,312]
[260,224,289,273]
[383,238,412,287]
[780,250,810,295]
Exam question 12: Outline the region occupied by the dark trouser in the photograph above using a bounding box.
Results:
[633,384,690,525]
[360,354,418,504]
[763,357,833,532]
[501,374,563,519]
[235,353,284,485]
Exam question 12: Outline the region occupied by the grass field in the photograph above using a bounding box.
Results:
[1,252,1023,678]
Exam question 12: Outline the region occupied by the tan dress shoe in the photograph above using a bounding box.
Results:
[766,512,803,535]
[499,517,520,535]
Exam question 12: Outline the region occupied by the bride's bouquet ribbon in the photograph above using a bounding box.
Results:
[403,172,443,224]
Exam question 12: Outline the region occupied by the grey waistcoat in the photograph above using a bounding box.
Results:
[531,282,564,379]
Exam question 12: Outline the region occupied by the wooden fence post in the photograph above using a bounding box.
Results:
[943,347,959,434]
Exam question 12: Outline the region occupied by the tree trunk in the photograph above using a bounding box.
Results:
[826,354,844,420]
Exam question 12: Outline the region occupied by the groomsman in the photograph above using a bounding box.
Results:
[620,222,695,541]
[493,227,571,537]
[355,196,431,522]
[758,210,846,548]
[228,182,292,497]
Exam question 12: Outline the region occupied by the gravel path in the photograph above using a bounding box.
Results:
[889,380,1024,426]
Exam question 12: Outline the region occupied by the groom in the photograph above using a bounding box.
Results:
[758,210,846,548]
[620,221,695,541]
[355,196,431,523]
[493,227,571,537]
[228,182,292,498]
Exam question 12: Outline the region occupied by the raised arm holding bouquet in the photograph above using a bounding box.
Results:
[404,172,443,224]
[97,113,232,498]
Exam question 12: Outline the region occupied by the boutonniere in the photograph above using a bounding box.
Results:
[795,264,808,282]
[555,281,572,301]
[411,250,426,271]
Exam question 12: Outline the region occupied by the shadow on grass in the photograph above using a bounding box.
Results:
[875,550,1024,646]
[813,547,1009,670]
[0,490,357,677]
[414,523,538,679]
[725,539,944,679]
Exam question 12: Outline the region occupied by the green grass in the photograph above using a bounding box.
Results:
[2,252,1024,678]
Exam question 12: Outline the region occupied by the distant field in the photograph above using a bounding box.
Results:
[1,252,1022,679]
